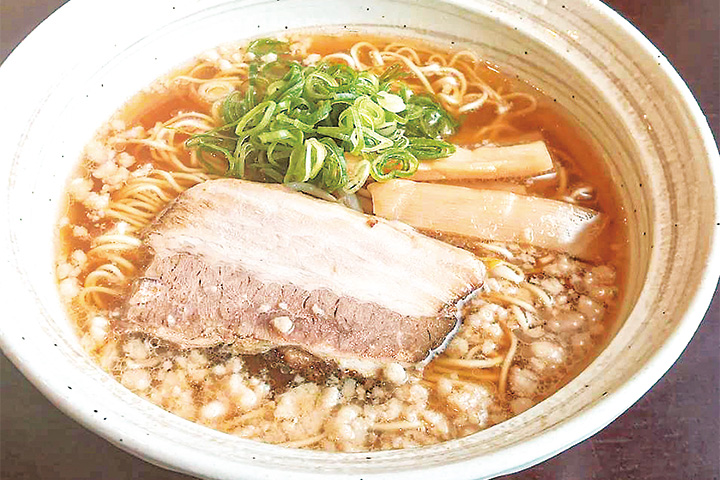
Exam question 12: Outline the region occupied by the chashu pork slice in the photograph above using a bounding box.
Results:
[121,179,485,366]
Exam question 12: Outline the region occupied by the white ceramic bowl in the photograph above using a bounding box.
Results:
[1,1,718,479]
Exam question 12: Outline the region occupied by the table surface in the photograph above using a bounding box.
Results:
[1,1,718,479]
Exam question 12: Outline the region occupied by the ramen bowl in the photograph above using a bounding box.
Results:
[0,0,717,479]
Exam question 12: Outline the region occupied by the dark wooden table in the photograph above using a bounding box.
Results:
[1,1,718,479]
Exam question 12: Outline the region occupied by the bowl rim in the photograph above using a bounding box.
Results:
[1,0,718,479]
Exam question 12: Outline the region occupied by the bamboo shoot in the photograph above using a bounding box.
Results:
[369,179,605,260]
[410,141,554,181]
[434,180,528,195]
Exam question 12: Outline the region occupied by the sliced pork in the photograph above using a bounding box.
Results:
[121,179,485,366]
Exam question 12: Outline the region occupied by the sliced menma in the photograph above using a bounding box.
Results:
[410,140,554,181]
[369,179,605,260]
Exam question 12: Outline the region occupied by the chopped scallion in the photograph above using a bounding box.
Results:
[186,38,459,197]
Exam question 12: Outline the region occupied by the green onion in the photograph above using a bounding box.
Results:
[370,149,419,181]
[403,95,458,139]
[257,127,303,145]
[317,138,348,192]
[375,91,406,113]
[186,38,460,198]
[285,182,339,202]
[285,138,327,183]
[235,101,277,138]
[247,38,290,56]
[345,159,371,194]
[407,137,457,160]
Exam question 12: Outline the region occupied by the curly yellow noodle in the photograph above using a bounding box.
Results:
[104,210,150,228]
[498,321,518,400]
[378,51,436,94]
[115,183,172,202]
[522,282,554,307]
[164,112,216,131]
[90,254,137,274]
[448,50,480,67]
[349,41,383,69]
[434,356,504,369]
[92,233,142,247]
[187,61,219,79]
[383,43,426,63]
[85,264,125,284]
[321,52,357,68]
[420,64,468,96]
[426,53,448,66]
[423,373,494,387]
[501,91,538,117]
[485,292,538,314]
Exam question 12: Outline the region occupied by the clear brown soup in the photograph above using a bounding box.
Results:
[56,33,628,452]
